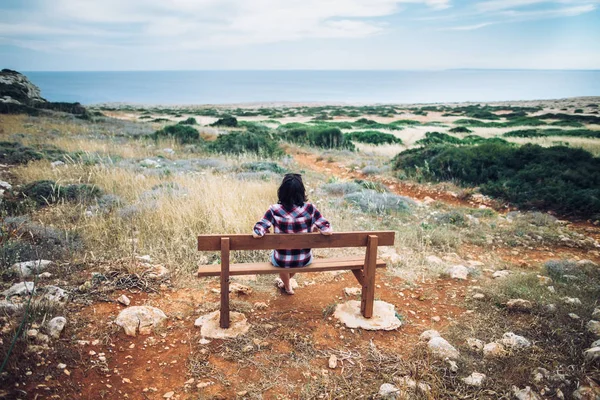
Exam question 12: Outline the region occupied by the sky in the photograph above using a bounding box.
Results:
[0,0,599,71]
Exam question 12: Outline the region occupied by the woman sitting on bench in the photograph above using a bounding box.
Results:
[252,173,332,295]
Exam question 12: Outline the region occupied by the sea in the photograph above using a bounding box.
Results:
[23,70,600,106]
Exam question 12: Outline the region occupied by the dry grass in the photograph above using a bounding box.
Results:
[505,135,600,156]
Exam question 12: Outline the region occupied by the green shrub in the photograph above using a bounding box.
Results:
[448,126,472,134]
[208,130,282,157]
[152,124,200,144]
[415,132,462,146]
[392,143,600,217]
[0,142,43,164]
[241,162,286,174]
[20,180,103,206]
[178,117,198,125]
[152,118,170,122]
[345,130,402,145]
[389,119,421,126]
[503,128,600,139]
[210,115,238,127]
[537,113,600,125]
[277,125,354,150]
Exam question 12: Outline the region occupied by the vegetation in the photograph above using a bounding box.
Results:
[177,117,198,125]
[152,124,200,144]
[208,129,282,156]
[278,124,355,150]
[210,115,238,127]
[503,128,600,139]
[393,142,600,217]
[448,126,472,134]
[345,130,402,145]
[415,132,509,146]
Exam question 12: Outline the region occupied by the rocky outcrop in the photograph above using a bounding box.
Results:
[0,69,87,116]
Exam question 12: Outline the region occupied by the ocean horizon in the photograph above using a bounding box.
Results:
[22,69,600,106]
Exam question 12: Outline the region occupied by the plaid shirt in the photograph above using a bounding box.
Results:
[253,202,332,268]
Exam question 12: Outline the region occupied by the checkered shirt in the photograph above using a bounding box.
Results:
[253,202,332,268]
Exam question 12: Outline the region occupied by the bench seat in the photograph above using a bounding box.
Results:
[197,256,386,277]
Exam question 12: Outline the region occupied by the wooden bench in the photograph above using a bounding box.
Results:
[197,231,395,329]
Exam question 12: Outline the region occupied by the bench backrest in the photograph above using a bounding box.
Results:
[197,231,395,251]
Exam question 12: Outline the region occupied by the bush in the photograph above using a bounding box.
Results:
[241,162,286,174]
[344,190,414,214]
[448,126,472,134]
[210,115,238,127]
[392,142,600,217]
[208,130,282,157]
[178,117,198,125]
[321,182,362,196]
[345,130,402,145]
[278,125,355,150]
[434,211,468,227]
[20,180,103,206]
[153,124,200,144]
[0,142,43,164]
[503,128,600,139]
[415,132,462,146]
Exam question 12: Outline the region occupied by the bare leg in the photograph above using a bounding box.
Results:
[279,272,295,295]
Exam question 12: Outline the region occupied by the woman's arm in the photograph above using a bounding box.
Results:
[252,207,275,238]
[311,205,332,235]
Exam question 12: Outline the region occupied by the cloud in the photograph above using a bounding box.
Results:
[475,0,598,12]
[0,0,453,52]
[444,22,495,30]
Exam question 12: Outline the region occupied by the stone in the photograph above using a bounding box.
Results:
[0,181,12,190]
[378,383,400,399]
[43,286,68,302]
[492,270,511,278]
[419,330,440,342]
[51,161,65,168]
[584,347,600,362]
[333,301,402,331]
[446,359,459,373]
[483,342,506,358]
[578,259,599,268]
[11,260,54,278]
[0,300,22,313]
[426,255,444,265]
[572,378,600,399]
[431,316,441,322]
[117,295,131,306]
[562,297,582,306]
[143,265,170,280]
[467,260,484,267]
[587,320,600,337]
[229,282,252,295]
[462,372,486,387]
[0,69,45,106]
[446,265,469,280]
[115,306,167,337]
[466,338,484,352]
[57,363,66,369]
[141,159,160,167]
[427,337,459,360]
[343,287,362,296]
[543,304,557,314]
[136,255,153,262]
[253,302,268,310]
[507,299,533,312]
[194,311,250,339]
[39,272,52,279]
[592,307,600,320]
[27,329,39,338]
[512,386,542,400]
[47,317,66,339]
[328,355,337,369]
[499,332,531,350]
[472,293,485,300]
[1,282,35,297]
[531,367,549,383]
[163,391,174,398]
[569,313,580,320]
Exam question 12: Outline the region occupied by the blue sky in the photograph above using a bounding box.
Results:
[1,0,599,70]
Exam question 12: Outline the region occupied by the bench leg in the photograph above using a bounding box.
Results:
[361,235,378,319]
[220,238,230,329]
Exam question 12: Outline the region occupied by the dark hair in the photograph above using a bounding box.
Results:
[277,173,307,210]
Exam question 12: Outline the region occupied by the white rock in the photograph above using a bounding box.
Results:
[0,181,12,190]
[1,281,35,297]
[141,159,159,167]
[328,355,337,369]
[57,363,67,369]
[467,260,485,267]
[163,391,174,399]
[446,265,469,280]
[115,306,167,337]
[333,300,402,331]
[592,339,600,348]
[117,295,131,306]
[592,307,600,320]
[426,255,444,265]
[27,329,39,338]
[11,260,54,278]
[512,386,542,400]
[431,316,441,322]
[483,342,506,358]
[229,282,252,295]
[562,297,582,306]
[419,330,440,342]
[39,272,52,279]
[343,287,362,296]
[462,372,486,387]
[136,255,153,262]
[427,337,459,360]
[466,338,484,352]
[47,317,67,339]
[43,286,68,302]
[499,332,531,350]
[0,300,22,313]
[584,346,600,362]
[569,313,580,320]
[199,338,211,345]
[378,383,400,399]
[194,311,250,339]
[492,270,511,279]
[472,293,485,300]
[537,275,552,285]
[506,299,533,312]
[543,304,557,314]
[51,160,65,168]
[253,302,268,310]
[587,320,600,337]
[446,359,459,373]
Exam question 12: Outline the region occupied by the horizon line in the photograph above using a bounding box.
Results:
[14,68,600,73]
